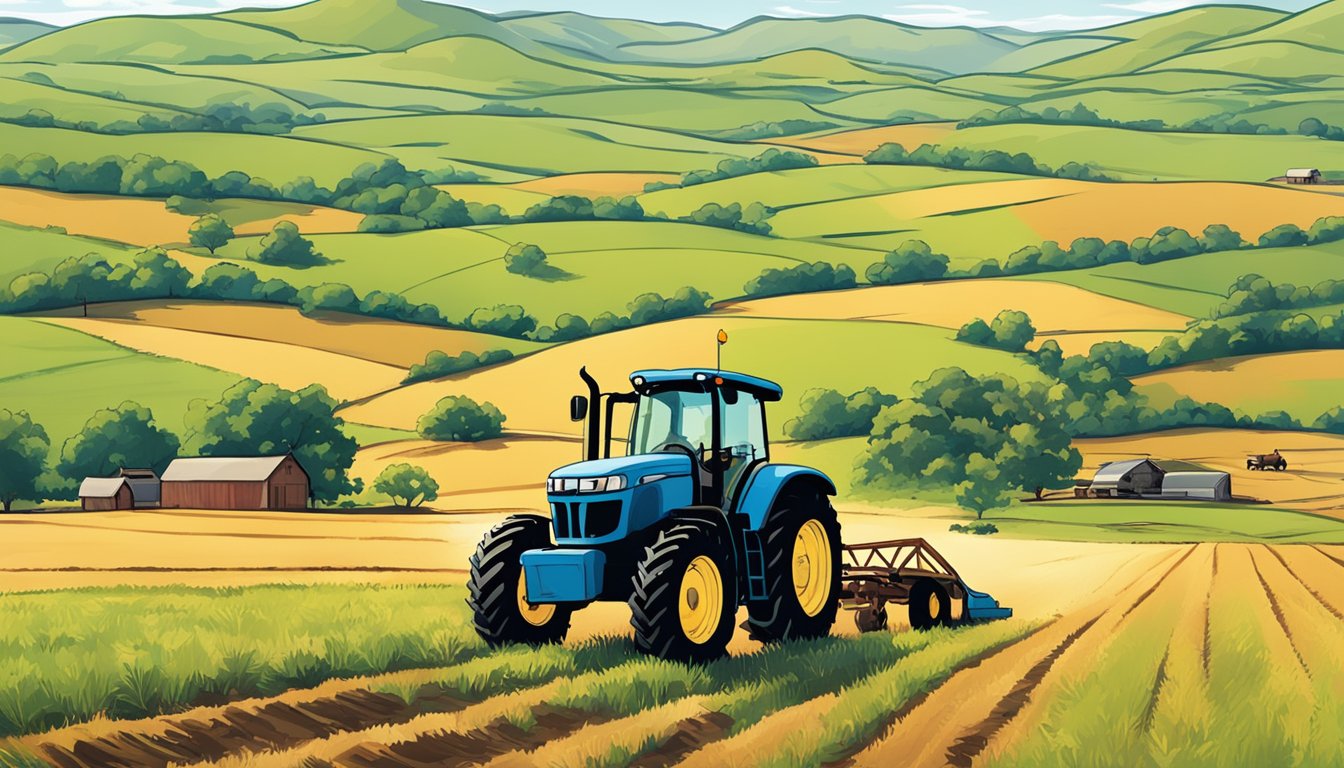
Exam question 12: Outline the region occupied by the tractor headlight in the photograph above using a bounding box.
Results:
[548,475,626,493]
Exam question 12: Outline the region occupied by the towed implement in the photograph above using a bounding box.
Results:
[468,356,1011,663]
[841,538,1011,632]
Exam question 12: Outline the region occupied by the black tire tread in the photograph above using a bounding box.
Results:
[468,514,572,646]
[629,519,736,663]
[745,497,841,644]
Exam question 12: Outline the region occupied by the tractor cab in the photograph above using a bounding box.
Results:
[468,364,842,664]
[561,367,781,513]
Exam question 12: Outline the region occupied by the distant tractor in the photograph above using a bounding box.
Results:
[1247,450,1288,471]
[468,365,843,663]
[468,361,1012,663]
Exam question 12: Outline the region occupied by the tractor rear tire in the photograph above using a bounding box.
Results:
[908,579,952,631]
[468,514,573,647]
[629,520,737,664]
[746,498,841,644]
[855,605,889,633]
[1278,462,1288,471]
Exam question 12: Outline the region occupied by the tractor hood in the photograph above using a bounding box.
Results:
[549,453,692,484]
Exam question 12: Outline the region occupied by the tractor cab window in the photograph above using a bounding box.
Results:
[719,389,767,500]
[629,389,714,457]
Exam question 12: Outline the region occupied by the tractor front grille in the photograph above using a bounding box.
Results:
[551,500,622,539]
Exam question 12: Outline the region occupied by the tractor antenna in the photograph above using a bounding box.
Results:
[716,329,728,371]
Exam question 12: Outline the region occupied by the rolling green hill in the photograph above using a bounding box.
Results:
[0,16,364,64]
[498,11,717,59]
[0,18,54,48]
[617,16,1019,74]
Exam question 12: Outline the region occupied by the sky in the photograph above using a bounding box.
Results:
[0,0,1320,30]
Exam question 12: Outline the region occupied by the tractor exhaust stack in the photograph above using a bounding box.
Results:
[579,367,602,461]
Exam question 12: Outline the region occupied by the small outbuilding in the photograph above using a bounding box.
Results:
[119,468,160,508]
[160,454,310,510]
[1160,471,1232,501]
[1286,168,1322,184]
[79,477,134,511]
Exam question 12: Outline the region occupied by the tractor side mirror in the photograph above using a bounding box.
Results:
[569,395,589,422]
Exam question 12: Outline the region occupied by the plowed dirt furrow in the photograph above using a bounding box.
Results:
[478,698,727,768]
[675,694,839,768]
[335,705,605,768]
[193,680,573,768]
[35,689,431,768]
[1262,546,1344,622]
[848,545,1190,768]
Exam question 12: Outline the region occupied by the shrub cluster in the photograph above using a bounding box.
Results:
[679,202,773,235]
[417,396,506,442]
[4,99,325,135]
[866,240,950,285]
[743,261,856,298]
[1213,270,1344,319]
[715,120,837,140]
[403,349,514,385]
[530,287,714,342]
[959,102,1284,137]
[678,148,818,188]
[864,142,1113,181]
[955,310,1036,352]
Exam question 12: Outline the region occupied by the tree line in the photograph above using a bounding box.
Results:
[864,142,1114,182]
[959,104,1344,144]
[6,99,326,136]
[0,378,512,511]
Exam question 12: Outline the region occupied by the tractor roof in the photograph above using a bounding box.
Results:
[630,369,783,402]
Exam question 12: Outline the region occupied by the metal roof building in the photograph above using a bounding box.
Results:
[1160,472,1232,501]
[1286,168,1322,184]
[1087,459,1231,502]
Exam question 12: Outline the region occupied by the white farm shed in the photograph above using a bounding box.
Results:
[1286,168,1322,184]
[1159,471,1232,501]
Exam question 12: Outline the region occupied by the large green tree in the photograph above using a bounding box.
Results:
[0,410,50,512]
[249,221,324,266]
[56,402,180,482]
[373,463,439,508]
[183,380,361,501]
[188,213,234,254]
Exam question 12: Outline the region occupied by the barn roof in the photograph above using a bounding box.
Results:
[1091,458,1156,484]
[1162,471,1230,490]
[79,477,128,498]
[1287,168,1320,176]
[162,455,291,482]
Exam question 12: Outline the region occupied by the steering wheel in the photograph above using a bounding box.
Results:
[655,441,700,463]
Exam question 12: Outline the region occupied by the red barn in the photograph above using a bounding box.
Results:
[160,455,310,510]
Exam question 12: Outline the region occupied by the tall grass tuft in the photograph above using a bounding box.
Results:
[0,583,482,737]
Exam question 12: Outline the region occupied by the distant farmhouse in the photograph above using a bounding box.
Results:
[1286,168,1322,185]
[1078,459,1232,502]
[161,455,310,510]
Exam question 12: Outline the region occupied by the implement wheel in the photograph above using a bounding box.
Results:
[908,579,953,631]
[855,605,889,633]
[468,515,572,646]
[630,520,737,663]
[746,496,841,643]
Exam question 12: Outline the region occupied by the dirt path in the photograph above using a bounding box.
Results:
[849,544,1196,768]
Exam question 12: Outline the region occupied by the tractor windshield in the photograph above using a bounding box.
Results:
[629,390,714,456]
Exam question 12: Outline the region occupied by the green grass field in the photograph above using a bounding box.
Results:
[983,502,1344,543]
[0,317,238,450]
[0,222,139,286]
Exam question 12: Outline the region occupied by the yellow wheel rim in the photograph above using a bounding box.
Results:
[928,591,941,620]
[517,571,556,627]
[792,519,832,617]
[679,555,724,645]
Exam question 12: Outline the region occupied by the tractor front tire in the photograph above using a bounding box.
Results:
[746,498,841,644]
[468,514,572,647]
[908,579,953,631]
[629,520,737,664]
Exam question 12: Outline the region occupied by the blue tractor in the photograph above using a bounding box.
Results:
[468,366,842,662]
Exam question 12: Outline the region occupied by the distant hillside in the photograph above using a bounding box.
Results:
[498,11,717,60]
[1205,0,1344,48]
[0,16,364,64]
[224,0,545,54]
[616,15,1020,74]
[0,18,54,48]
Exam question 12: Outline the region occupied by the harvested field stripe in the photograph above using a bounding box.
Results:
[943,616,1100,768]
[937,545,1196,768]
[1310,544,1344,568]
[847,545,1181,768]
[1261,546,1344,622]
[1247,554,1311,679]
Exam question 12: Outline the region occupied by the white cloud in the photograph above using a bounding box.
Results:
[884,4,989,26]
[771,5,830,17]
[1104,0,1201,12]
